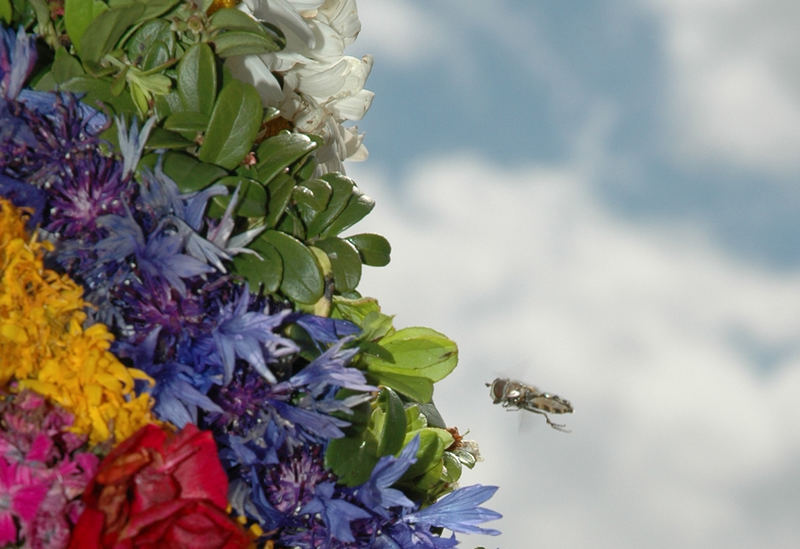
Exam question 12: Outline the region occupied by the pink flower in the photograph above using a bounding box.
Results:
[0,457,50,545]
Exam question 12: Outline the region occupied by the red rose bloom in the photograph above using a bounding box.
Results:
[68,424,252,549]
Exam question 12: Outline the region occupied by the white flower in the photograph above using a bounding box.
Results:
[226,0,373,174]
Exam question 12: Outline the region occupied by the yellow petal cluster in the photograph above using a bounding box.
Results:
[0,199,156,445]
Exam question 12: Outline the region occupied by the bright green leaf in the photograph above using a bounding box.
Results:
[365,327,458,382]
[374,387,406,457]
[324,436,378,487]
[77,4,145,64]
[0,0,11,24]
[164,111,210,133]
[306,173,354,238]
[64,0,108,51]
[212,30,282,58]
[264,172,296,228]
[160,152,227,192]
[367,370,433,403]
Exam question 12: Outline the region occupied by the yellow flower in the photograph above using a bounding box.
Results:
[0,199,158,445]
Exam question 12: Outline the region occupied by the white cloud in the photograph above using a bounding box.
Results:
[348,155,800,549]
[645,0,800,175]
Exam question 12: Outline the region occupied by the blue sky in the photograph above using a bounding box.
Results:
[341,1,800,548]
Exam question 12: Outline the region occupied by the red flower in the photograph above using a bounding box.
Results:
[68,424,252,549]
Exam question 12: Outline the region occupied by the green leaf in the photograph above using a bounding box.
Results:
[198,79,262,170]
[403,429,447,479]
[207,176,267,218]
[51,47,85,85]
[294,179,332,226]
[259,231,323,303]
[164,111,210,134]
[314,237,362,293]
[320,188,375,238]
[126,18,172,62]
[160,152,227,192]
[306,173,354,238]
[324,436,378,487]
[60,76,136,113]
[233,241,282,292]
[417,402,447,429]
[209,7,268,32]
[367,370,433,403]
[78,4,145,65]
[264,172,296,228]
[212,30,282,57]
[255,132,317,185]
[346,233,391,267]
[365,327,458,382]
[374,387,406,457]
[64,0,108,51]
[143,127,193,149]
[0,0,11,24]
[141,40,170,72]
[331,295,381,325]
[177,42,217,115]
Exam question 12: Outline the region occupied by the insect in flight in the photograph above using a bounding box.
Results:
[486,377,573,432]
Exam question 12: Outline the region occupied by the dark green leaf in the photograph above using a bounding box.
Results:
[212,30,282,57]
[198,79,262,170]
[233,241,282,292]
[126,19,172,62]
[143,128,193,149]
[141,40,170,72]
[294,179,332,226]
[417,402,447,429]
[306,173,354,238]
[314,237,362,292]
[374,387,406,457]
[208,176,267,218]
[209,7,268,32]
[160,152,227,192]
[264,172,296,228]
[320,188,375,238]
[346,233,391,267]
[164,110,210,133]
[177,42,217,115]
[441,451,462,483]
[255,132,317,185]
[259,231,323,303]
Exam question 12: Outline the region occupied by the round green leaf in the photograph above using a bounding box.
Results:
[260,231,323,303]
[365,327,458,382]
[255,132,317,185]
[314,237,362,293]
[207,176,267,218]
[346,233,391,267]
[232,242,282,293]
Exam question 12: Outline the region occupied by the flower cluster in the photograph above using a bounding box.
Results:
[0,1,502,546]
[0,390,98,548]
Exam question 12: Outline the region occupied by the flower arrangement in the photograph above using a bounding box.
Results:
[0,1,501,547]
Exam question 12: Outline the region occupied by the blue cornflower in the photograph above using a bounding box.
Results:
[212,285,297,383]
[404,484,502,536]
[117,115,156,178]
[0,174,45,227]
[299,481,372,543]
[290,313,362,346]
[0,26,36,100]
[355,435,419,518]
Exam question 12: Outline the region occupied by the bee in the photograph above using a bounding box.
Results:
[486,377,573,432]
